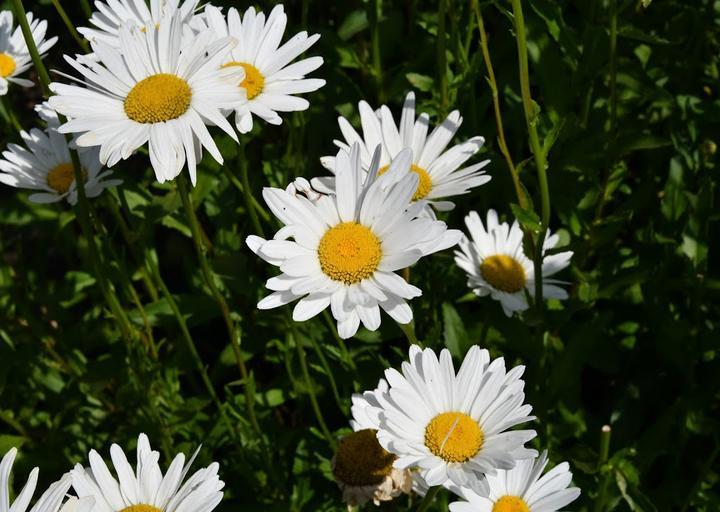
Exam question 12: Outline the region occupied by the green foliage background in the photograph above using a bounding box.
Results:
[0,0,718,510]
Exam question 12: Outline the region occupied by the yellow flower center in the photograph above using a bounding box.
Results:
[222,61,264,100]
[424,412,483,463]
[119,505,163,512]
[0,53,16,78]
[318,222,382,285]
[378,163,432,201]
[333,429,396,486]
[47,163,86,194]
[480,254,526,293]
[492,496,530,512]
[124,73,192,124]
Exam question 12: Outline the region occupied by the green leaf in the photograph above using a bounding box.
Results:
[405,73,434,92]
[442,303,469,359]
[510,204,542,233]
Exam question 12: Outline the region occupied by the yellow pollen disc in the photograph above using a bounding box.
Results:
[333,429,396,486]
[221,61,264,100]
[378,163,432,201]
[492,496,530,512]
[424,412,483,463]
[124,73,192,124]
[0,53,16,78]
[480,254,526,293]
[47,163,86,194]
[119,505,163,512]
[318,222,382,285]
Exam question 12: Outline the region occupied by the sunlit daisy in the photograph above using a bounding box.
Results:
[49,12,244,185]
[369,345,537,494]
[454,210,573,317]
[0,11,57,96]
[70,433,223,512]
[0,103,121,204]
[246,144,462,339]
[202,4,325,133]
[0,448,73,512]
[315,92,490,213]
[78,0,201,47]
[449,451,581,512]
[332,379,413,506]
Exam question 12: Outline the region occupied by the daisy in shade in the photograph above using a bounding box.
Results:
[368,345,537,494]
[449,451,581,512]
[454,210,573,317]
[0,11,57,96]
[314,92,490,213]
[0,448,73,512]
[332,379,413,506]
[49,12,244,185]
[78,0,201,47]
[0,103,121,204]
[202,4,325,133]
[246,144,461,339]
[70,433,224,512]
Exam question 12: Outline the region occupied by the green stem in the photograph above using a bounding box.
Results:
[79,0,92,17]
[322,310,358,375]
[1,95,22,132]
[177,175,265,446]
[238,138,266,237]
[593,425,612,512]
[291,327,336,449]
[510,0,550,314]
[398,320,421,347]
[417,486,441,512]
[10,0,51,97]
[221,166,270,222]
[50,0,90,53]
[437,0,448,118]
[307,334,345,413]
[369,0,384,102]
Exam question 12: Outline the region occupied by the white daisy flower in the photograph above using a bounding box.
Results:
[202,4,325,133]
[78,0,201,47]
[0,103,121,204]
[368,345,537,495]
[314,92,490,213]
[0,448,73,512]
[246,144,462,339]
[70,433,224,512]
[449,451,581,512]
[454,210,573,317]
[0,11,57,96]
[48,12,244,185]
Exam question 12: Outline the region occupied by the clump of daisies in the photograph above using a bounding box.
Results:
[0,10,56,95]
[454,210,573,316]
[314,91,490,215]
[202,4,325,133]
[246,143,461,339]
[0,448,74,512]
[0,103,121,204]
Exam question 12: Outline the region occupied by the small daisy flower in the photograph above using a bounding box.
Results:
[202,4,325,133]
[368,345,537,494]
[78,0,201,47]
[49,12,244,185]
[70,433,224,512]
[0,448,73,512]
[332,379,413,507]
[449,451,581,512]
[454,210,573,317]
[0,103,121,204]
[0,11,57,96]
[246,144,462,339]
[315,92,490,213]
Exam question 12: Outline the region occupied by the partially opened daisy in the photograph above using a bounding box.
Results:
[0,103,121,204]
[332,379,413,506]
[70,433,223,512]
[0,11,57,96]
[78,0,201,47]
[315,92,490,213]
[1,448,73,512]
[202,4,325,133]
[369,345,537,494]
[246,144,461,339]
[449,451,581,512]
[454,210,573,317]
[49,12,244,185]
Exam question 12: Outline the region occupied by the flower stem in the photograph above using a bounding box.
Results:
[416,486,441,512]
[9,0,51,97]
[593,425,612,512]
[221,165,270,222]
[50,0,90,53]
[437,0,448,118]
[238,138,266,237]
[307,334,345,414]
[1,95,22,132]
[398,320,421,347]
[78,0,92,17]
[321,310,358,375]
[369,0,384,102]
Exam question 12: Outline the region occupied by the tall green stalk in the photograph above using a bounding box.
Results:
[593,425,613,512]
[416,486,441,512]
[437,0,449,118]
[369,0,384,102]
[50,0,90,53]
[10,0,51,97]
[238,138,266,237]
